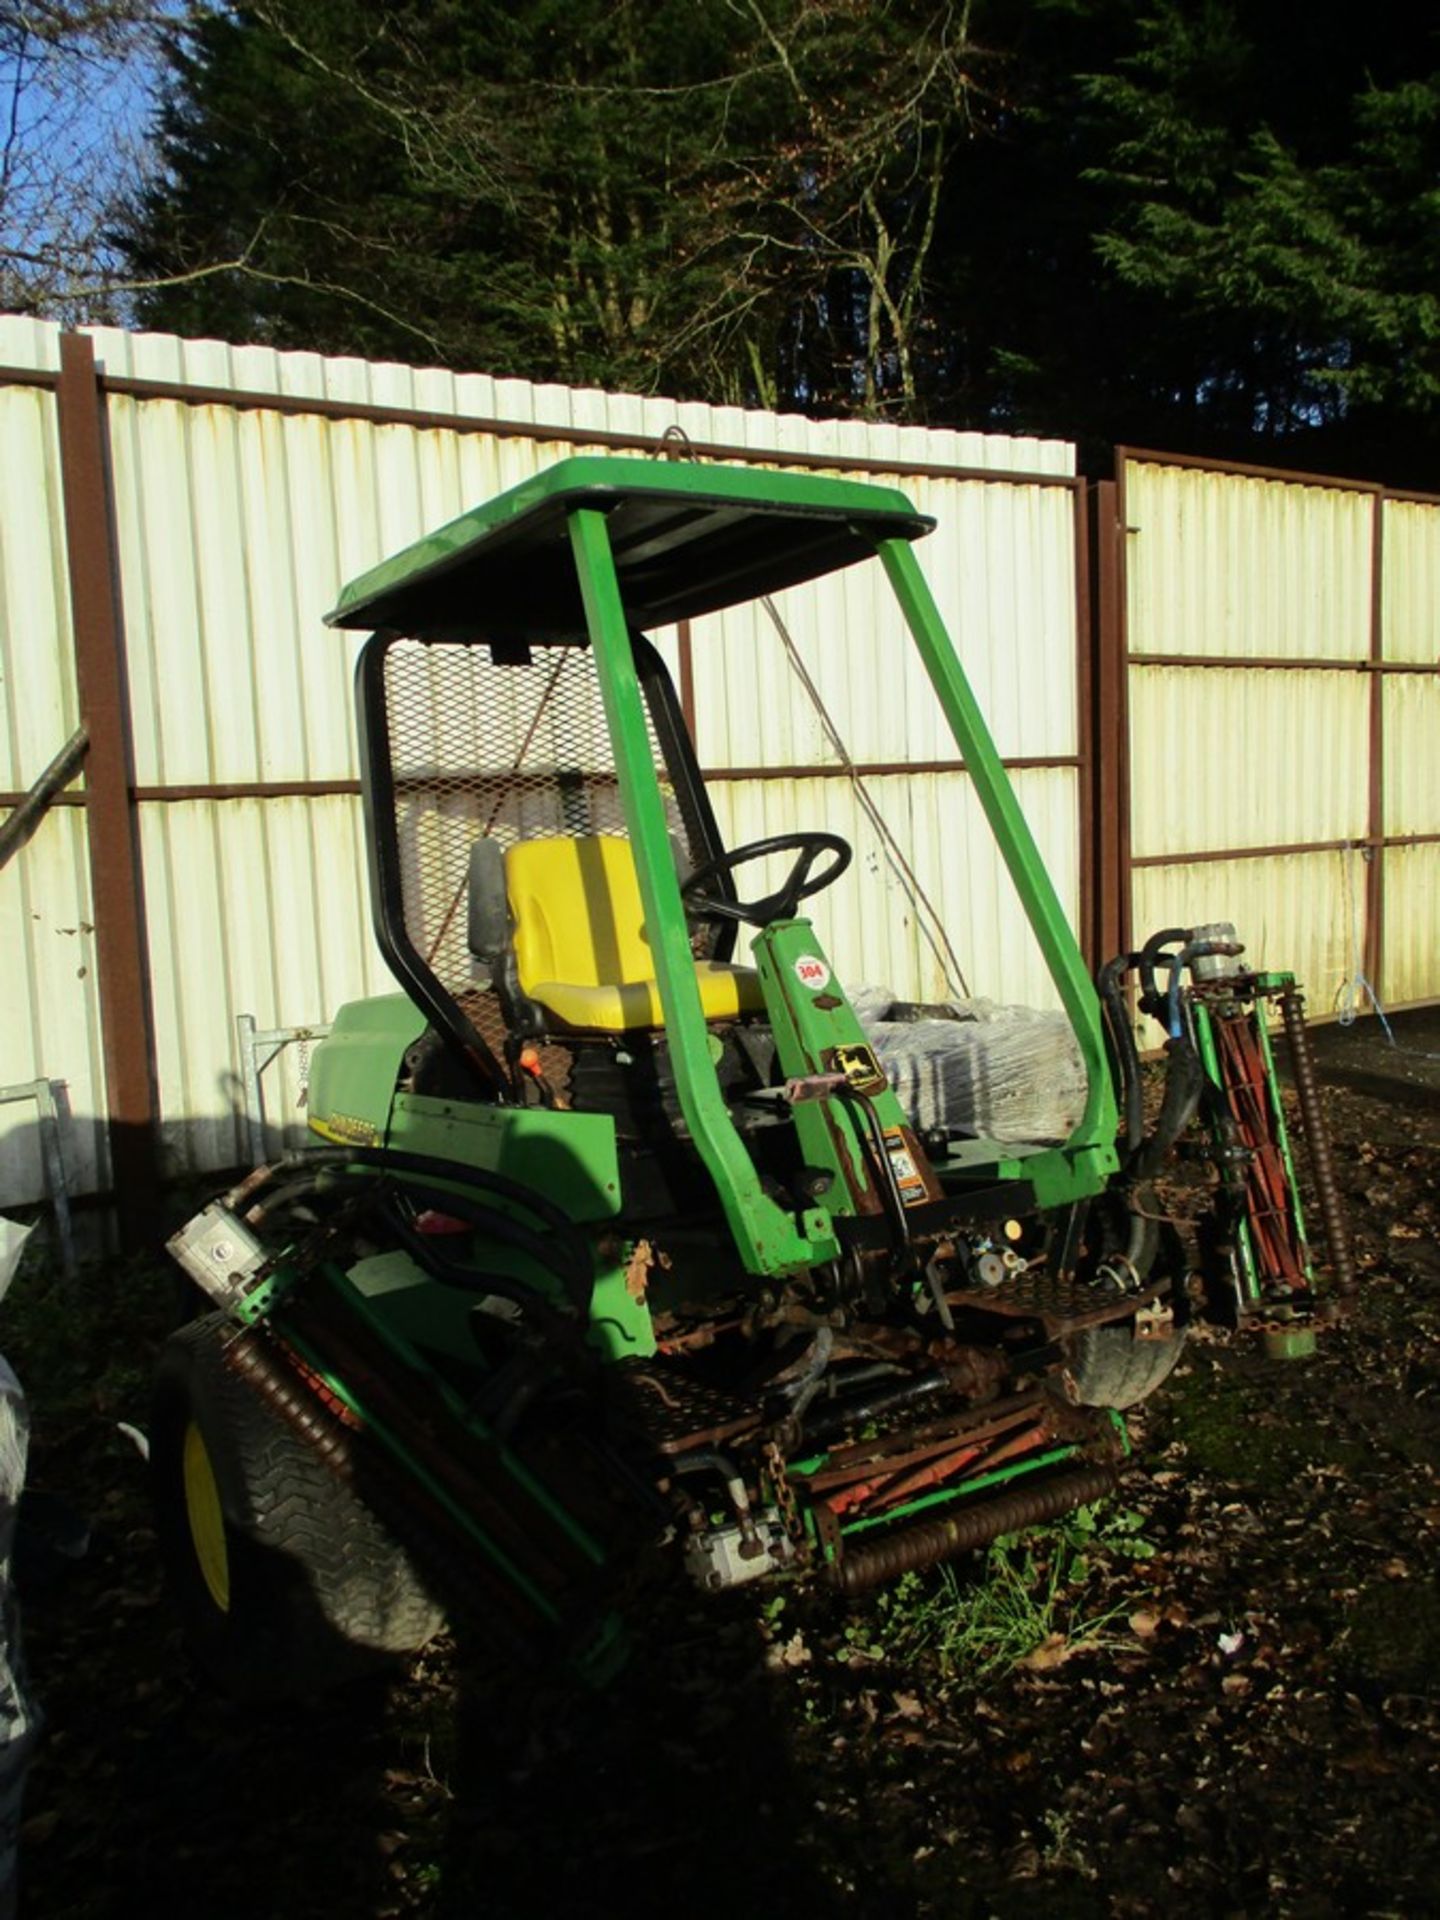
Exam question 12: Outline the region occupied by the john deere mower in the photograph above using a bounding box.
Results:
[155,457,1348,1695]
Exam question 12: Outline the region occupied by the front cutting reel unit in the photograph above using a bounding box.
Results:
[156,459,1348,1693]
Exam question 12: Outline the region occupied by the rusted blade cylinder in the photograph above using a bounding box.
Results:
[828,1462,1120,1596]
[1278,988,1356,1295]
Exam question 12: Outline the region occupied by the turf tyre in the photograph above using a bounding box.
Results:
[152,1312,442,1700]
[1067,1321,1187,1410]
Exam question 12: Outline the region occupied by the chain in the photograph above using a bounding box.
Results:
[763,1438,806,1549]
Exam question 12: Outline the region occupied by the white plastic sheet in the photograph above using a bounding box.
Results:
[855,989,1086,1145]
[0,1354,35,1920]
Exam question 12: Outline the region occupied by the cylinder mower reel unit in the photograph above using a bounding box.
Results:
[1099,921,1354,1353]
[154,458,1349,1697]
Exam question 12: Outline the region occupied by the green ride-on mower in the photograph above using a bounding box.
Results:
[154,456,1348,1696]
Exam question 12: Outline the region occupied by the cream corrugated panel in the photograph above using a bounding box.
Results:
[1381,670,1440,1008]
[1128,666,1369,858]
[138,798,396,1170]
[1382,499,1440,662]
[0,314,61,373]
[0,380,75,789]
[689,476,1077,769]
[1383,845,1440,1006]
[1134,852,1355,1014]
[1124,462,1372,661]
[687,470,1079,1013]
[0,336,109,1201]
[81,322,1078,1174]
[709,769,1077,1010]
[0,808,108,1201]
[1383,675,1440,840]
[86,323,1072,472]
[1376,494,1440,1007]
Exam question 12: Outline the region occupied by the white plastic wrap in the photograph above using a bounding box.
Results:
[0,1354,34,1920]
[0,1221,37,1920]
[855,989,1087,1145]
[0,1226,29,1308]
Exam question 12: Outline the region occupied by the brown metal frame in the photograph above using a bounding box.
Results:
[1073,484,1097,971]
[1112,446,1440,1009]
[55,333,161,1242]
[1090,478,1127,963]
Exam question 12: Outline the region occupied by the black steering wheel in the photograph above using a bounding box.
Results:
[680,832,852,928]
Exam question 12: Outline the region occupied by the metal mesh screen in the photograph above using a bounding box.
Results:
[380,640,705,1044]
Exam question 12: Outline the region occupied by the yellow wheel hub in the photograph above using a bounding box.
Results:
[182,1421,230,1613]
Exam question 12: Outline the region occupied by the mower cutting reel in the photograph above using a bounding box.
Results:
[155,457,1343,1692]
[1098,923,1353,1356]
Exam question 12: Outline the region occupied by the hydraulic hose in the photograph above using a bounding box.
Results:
[1138,928,1189,1020]
[227,1145,583,1239]
[1131,1030,1206,1181]
[1098,953,1145,1161]
[379,1191,593,1330]
[232,1147,595,1319]
[232,1145,592,1283]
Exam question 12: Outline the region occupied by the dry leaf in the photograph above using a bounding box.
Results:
[1017,1633,1073,1672]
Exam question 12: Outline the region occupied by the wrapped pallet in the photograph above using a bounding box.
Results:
[853,990,1088,1146]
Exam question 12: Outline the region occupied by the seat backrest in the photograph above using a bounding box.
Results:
[504,835,652,990]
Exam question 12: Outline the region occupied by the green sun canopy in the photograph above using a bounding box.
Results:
[325,455,934,640]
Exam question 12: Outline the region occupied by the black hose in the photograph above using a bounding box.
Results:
[1139,927,1188,1019]
[233,1145,592,1291]
[374,1177,592,1306]
[379,1195,592,1331]
[1131,1033,1206,1180]
[228,1145,582,1238]
[1098,953,1145,1160]
[236,1151,595,1322]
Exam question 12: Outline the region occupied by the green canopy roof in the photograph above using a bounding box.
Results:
[325,455,934,640]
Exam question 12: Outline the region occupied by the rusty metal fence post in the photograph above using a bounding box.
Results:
[55,331,161,1245]
[1089,477,1128,969]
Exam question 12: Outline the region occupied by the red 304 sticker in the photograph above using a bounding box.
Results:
[793,953,831,990]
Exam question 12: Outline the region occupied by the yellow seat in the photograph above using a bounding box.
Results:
[504,835,764,1033]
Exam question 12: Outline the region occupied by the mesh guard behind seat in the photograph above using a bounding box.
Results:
[506,836,763,1033]
[362,629,736,1080]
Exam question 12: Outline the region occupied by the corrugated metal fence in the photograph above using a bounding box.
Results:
[7,321,1438,1229]
[0,318,1089,1220]
[1101,452,1440,1017]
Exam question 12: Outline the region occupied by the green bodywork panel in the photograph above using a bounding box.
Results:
[346,1240,654,1365]
[307,994,425,1146]
[307,1009,654,1358]
[386,1093,624,1223]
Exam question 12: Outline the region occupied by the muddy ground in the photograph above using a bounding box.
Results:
[7,1013,1439,1919]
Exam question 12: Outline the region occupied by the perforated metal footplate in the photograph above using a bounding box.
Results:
[614,1366,761,1455]
[947,1274,1164,1335]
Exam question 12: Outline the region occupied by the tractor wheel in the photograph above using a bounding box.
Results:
[151,1313,443,1701]
[1066,1320,1188,1410]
